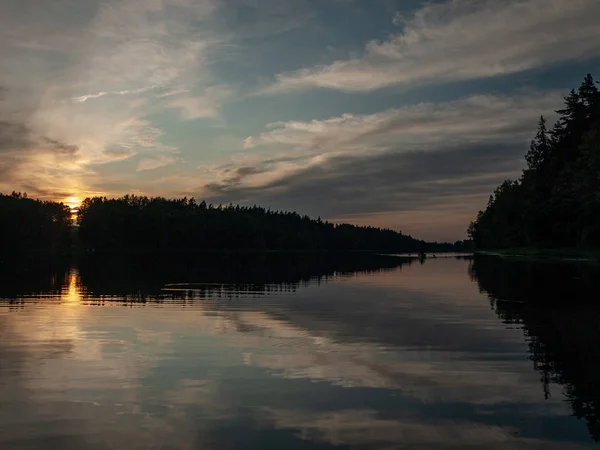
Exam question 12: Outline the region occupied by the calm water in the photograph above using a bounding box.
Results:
[1,253,600,449]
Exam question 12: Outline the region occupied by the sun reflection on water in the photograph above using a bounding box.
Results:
[62,269,82,304]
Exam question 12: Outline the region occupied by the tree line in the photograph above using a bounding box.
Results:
[468,74,600,249]
[2,191,459,254]
[77,195,453,253]
[0,192,71,256]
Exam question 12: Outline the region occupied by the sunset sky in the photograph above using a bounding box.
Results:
[1,0,599,241]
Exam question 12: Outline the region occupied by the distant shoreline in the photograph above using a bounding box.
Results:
[476,248,600,262]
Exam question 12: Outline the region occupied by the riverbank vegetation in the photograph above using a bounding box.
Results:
[1,191,459,255]
[468,74,600,252]
[77,195,453,253]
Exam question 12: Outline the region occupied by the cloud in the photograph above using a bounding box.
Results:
[40,137,79,156]
[245,92,561,154]
[259,0,600,94]
[101,147,137,163]
[137,155,179,171]
[0,0,223,196]
[207,142,523,211]
[202,143,532,241]
[218,0,315,41]
[72,85,159,103]
[0,120,32,153]
[158,88,191,98]
[223,91,561,196]
[0,120,32,182]
[166,86,234,120]
[215,165,269,187]
[0,116,80,195]
[197,91,562,240]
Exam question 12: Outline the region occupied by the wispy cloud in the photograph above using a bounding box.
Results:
[244,91,561,157]
[0,0,225,196]
[158,88,191,98]
[166,86,234,120]
[198,91,563,240]
[0,114,81,198]
[204,142,527,240]
[259,0,600,94]
[137,155,179,172]
[72,85,159,103]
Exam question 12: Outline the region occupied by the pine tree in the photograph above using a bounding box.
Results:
[578,74,599,118]
[468,74,600,249]
[525,116,550,172]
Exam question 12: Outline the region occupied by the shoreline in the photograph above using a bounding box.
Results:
[476,248,600,262]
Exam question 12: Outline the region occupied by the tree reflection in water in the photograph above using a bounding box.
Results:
[470,255,600,441]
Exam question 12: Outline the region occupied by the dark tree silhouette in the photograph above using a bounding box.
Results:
[77,195,454,253]
[468,74,600,249]
[0,192,72,256]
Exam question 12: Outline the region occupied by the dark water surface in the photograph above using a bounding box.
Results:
[1,253,600,449]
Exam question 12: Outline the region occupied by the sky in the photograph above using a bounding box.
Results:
[1,0,600,241]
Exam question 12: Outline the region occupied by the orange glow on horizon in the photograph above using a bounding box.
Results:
[62,196,81,223]
[64,196,81,210]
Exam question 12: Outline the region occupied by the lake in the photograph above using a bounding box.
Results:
[1,253,600,449]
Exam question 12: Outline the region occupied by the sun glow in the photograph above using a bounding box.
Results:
[64,196,81,210]
[63,196,81,222]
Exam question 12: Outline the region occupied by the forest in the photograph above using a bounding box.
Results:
[0,191,458,254]
[77,195,454,253]
[468,74,600,250]
[0,192,72,255]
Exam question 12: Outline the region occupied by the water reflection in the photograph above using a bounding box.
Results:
[77,252,411,300]
[470,255,600,442]
[0,256,69,301]
[0,254,599,449]
[64,269,82,304]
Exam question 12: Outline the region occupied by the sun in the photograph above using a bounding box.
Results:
[64,196,81,210]
[63,196,81,222]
